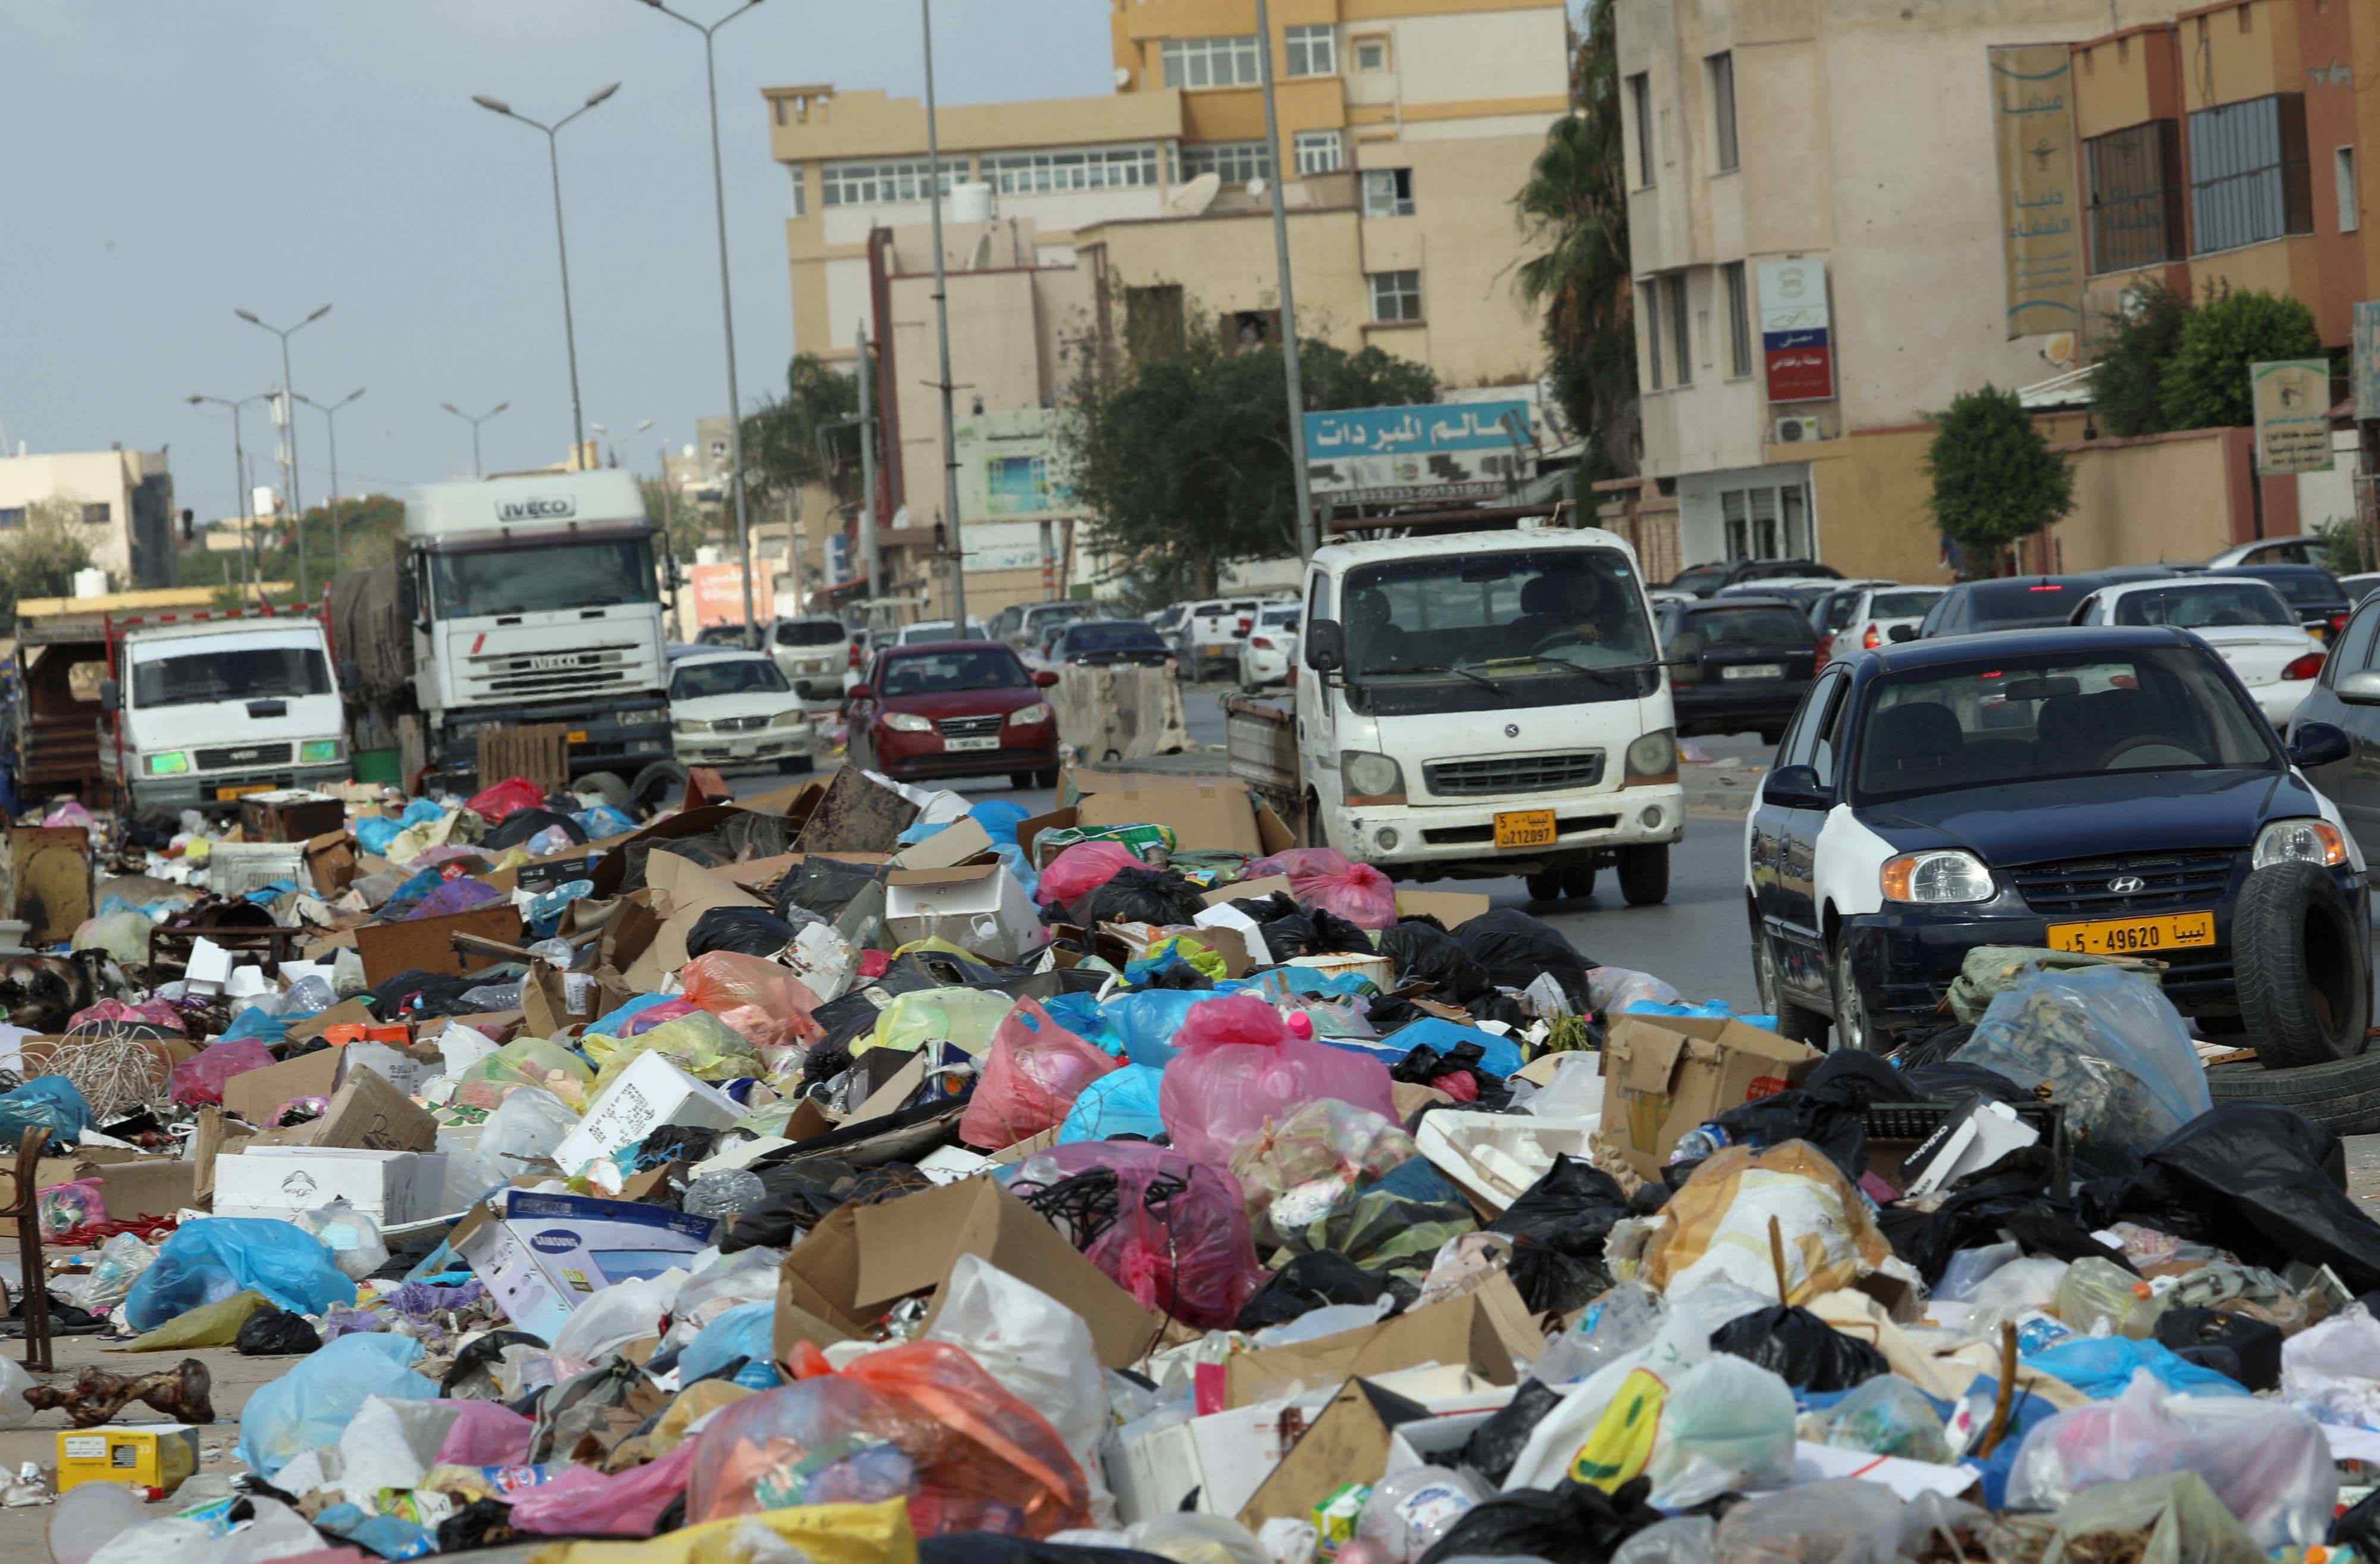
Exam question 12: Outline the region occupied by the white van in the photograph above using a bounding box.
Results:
[99,612,348,813]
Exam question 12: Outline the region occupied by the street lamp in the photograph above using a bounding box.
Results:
[293,387,366,577]
[471,83,620,463]
[441,400,511,478]
[590,418,653,469]
[635,0,766,647]
[233,303,332,596]
[920,0,967,635]
[187,391,271,592]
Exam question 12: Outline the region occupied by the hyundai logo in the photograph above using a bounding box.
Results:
[2107,875,2146,894]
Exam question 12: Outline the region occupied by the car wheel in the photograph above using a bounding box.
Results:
[777,754,813,775]
[1009,772,1035,789]
[1617,844,1670,906]
[630,760,688,816]
[1559,864,1598,900]
[1830,940,1878,1052]
[1755,922,1828,1046]
[1034,767,1059,789]
[1526,871,1565,903]
[2234,860,2370,1068]
[575,770,633,813]
[2207,1052,2380,1135]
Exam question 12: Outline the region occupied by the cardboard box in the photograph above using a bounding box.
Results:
[524,961,635,1039]
[1073,773,1267,855]
[221,1048,341,1127]
[888,817,997,872]
[1222,1274,1544,1409]
[214,1146,446,1225]
[353,903,525,988]
[773,1177,1163,1369]
[81,1156,199,1221]
[1594,1013,1822,1181]
[241,1069,437,1155]
[56,1424,199,1496]
[552,1050,744,1174]
[303,830,358,896]
[1109,1394,1324,1525]
[286,997,377,1048]
[1237,1381,1433,1531]
[883,863,1039,963]
[1393,889,1492,929]
[239,793,347,843]
[455,1189,713,1344]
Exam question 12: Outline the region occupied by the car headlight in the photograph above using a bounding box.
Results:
[884,712,935,733]
[2254,817,2348,869]
[673,719,709,735]
[619,707,669,729]
[146,751,189,776]
[1625,728,1677,782]
[1880,849,1995,904]
[1342,750,1405,802]
[770,709,811,730]
[299,738,342,764]
[1009,703,1053,726]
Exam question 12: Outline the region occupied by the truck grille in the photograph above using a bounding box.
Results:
[938,714,1004,739]
[1424,751,1605,797]
[197,742,292,770]
[714,714,767,732]
[2009,850,2238,916]
[465,640,647,700]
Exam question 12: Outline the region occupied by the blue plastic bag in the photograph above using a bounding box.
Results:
[679,1299,776,1385]
[2022,1334,2249,1400]
[237,1332,437,1477]
[587,992,678,1038]
[1042,992,1123,1058]
[217,1005,292,1048]
[0,1076,89,1149]
[1106,989,1213,1068]
[355,816,406,855]
[1624,999,1781,1031]
[1059,1064,1166,1142]
[400,797,444,828]
[527,878,594,939]
[124,1217,358,1330]
[575,804,637,841]
[1370,1016,1524,1078]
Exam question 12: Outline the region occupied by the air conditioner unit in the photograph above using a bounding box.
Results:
[1773,415,1822,444]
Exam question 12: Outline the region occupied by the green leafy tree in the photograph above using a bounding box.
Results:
[2159,287,2323,431]
[1928,385,2074,571]
[740,353,860,512]
[2090,281,2192,437]
[0,499,98,629]
[643,477,709,565]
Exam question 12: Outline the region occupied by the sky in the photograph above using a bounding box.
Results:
[0,0,1115,524]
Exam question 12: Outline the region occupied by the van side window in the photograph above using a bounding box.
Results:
[2331,599,2380,681]
[1307,572,1332,626]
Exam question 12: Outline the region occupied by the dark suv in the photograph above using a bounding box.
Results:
[1663,559,1843,598]
[1658,596,1819,742]
[1914,576,2100,637]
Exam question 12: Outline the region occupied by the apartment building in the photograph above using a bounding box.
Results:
[0,447,176,588]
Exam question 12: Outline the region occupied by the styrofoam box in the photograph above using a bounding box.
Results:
[212,1148,447,1226]
[552,1049,743,1176]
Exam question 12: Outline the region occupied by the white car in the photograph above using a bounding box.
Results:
[667,651,816,772]
[768,616,852,703]
[2068,575,2328,726]
[2208,534,2325,569]
[1821,584,1947,666]
[1173,597,1266,681]
[896,618,989,645]
[1237,602,1302,692]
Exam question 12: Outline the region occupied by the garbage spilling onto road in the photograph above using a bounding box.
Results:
[2,766,2379,1564]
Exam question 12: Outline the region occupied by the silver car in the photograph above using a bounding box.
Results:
[769,616,853,702]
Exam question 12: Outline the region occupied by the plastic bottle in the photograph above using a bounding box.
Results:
[1285,1011,1315,1041]
[2055,1256,2163,1338]
[1667,1125,1730,1165]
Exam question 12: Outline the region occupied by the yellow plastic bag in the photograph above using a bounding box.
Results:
[525,1497,916,1564]
[455,1036,597,1111]
[890,936,990,969]
[591,1010,762,1093]
[1143,934,1229,982]
[862,988,1017,1059]
[104,1289,272,1352]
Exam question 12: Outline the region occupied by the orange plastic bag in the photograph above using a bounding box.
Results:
[958,998,1120,1151]
[679,951,825,1050]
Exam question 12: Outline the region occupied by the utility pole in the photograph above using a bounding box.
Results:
[857,320,881,603]
[1252,0,1318,559]
[921,0,967,632]
[295,388,364,578]
[234,304,331,595]
[188,391,267,597]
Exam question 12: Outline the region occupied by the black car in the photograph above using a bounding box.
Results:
[1913,575,2100,638]
[1053,619,1173,667]
[1662,559,1844,598]
[1657,596,1818,742]
[1746,625,2366,1062]
[2227,563,2352,641]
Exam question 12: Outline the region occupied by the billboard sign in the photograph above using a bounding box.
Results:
[688,560,780,626]
[1988,43,2084,340]
[2251,359,2334,475]
[2354,301,2380,422]
[1303,400,1535,507]
[1756,259,1834,403]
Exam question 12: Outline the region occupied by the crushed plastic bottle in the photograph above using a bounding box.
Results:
[1668,1125,1731,1165]
[683,1169,766,1227]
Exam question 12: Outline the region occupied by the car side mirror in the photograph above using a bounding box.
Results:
[2337,670,2380,706]
[1889,624,1919,642]
[98,679,120,715]
[2290,720,2353,769]
[1305,618,1345,673]
[1761,763,1831,810]
[1033,669,1060,688]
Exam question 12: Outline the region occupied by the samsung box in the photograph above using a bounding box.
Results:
[455,1189,713,1344]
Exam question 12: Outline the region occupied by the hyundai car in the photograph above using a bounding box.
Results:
[845,641,1061,788]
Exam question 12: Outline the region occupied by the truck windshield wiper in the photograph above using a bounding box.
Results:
[1481,652,1664,683]
[1379,661,1508,693]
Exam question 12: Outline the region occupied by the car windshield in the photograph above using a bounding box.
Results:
[1966,581,2084,629]
[672,659,789,699]
[1258,606,1301,628]
[430,536,656,618]
[1667,565,1728,594]
[1066,623,1166,651]
[1853,646,2276,802]
[132,642,332,709]
[1683,606,1811,646]
[879,647,1031,694]
[2251,570,2343,607]
[1871,590,1940,620]
[775,620,844,647]
[1025,605,1092,629]
[2113,582,2294,629]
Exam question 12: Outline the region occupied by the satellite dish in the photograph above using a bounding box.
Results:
[1247,177,1269,198]
[1114,66,1132,89]
[2042,332,2077,368]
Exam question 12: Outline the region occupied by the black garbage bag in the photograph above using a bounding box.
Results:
[1711,1305,1890,1391]
[637,1123,722,1167]
[1453,908,1593,1004]
[1455,1378,1564,1487]
[923,1538,1174,1564]
[808,967,939,1056]
[1235,1251,1400,1331]
[436,1497,525,1554]
[1416,1477,1664,1564]
[1900,1060,2032,1105]
[2154,1306,2282,1391]
[1379,920,1492,1000]
[1894,1018,1977,1067]
[2335,1487,2380,1557]
[1235,891,1372,959]
[1487,1155,1629,1315]
[1878,1145,2129,1284]
[1070,866,1206,929]
[367,969,487,1021]
[1698,1089,1869,1182]
[441,1329,546,1398]
[721,1159,934,1253]
[235,1307,322,1356]
[687,906,798,959]
[778,855,882,923]
[485,806,587,852]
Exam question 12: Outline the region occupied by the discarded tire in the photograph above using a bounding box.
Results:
[631,760,690,814]
[2206,1050,2380,1137]
[2232,860,2369,1069]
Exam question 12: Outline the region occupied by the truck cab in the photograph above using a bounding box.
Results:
[99,611,348,813]
[1277,524,1683,901]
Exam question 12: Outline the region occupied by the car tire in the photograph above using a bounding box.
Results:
[1010,772,1035,789]
[1034,767,1059,789]
[630,760,688,815]
[2207,1052,2380,1136]
[777,754,813,775]
[575,770,634,813]
[1755,922,1828,1046]
[2233,860,2370,1068]
[1526,871,1565,903]
[1830,939,1880,1052]
[1559,865,1598,900]
[1617,844,1670,906]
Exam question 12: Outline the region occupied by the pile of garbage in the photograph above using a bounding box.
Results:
[5,767,2380,1564]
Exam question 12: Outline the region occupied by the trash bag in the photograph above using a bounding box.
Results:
[1228,1099,1417,1247]
[1159,995,1397,1165]
[168,1039,275,1107]
[236,1331,439,1478]
[961,998,1122,1150]
[107,1288,274,1352]
[1244,894,1373,960]
[1486,1155,1631,1316]
[1070,866,1206,930]
[1709,1306,1889,1393]
[37,1177,106,1242]
[454,1035,597,1111]
[1643,1354,1796,1509]
[1951,967,2210,1156]
[589,1010,762,1092]
[866,988,1018,1059]
[1358,1466,1493,1562]
[778,854,884,923]
[923,1255,1114,1525]
[2279,1302,2380,1424]
[1708,1478,1913,1564]
[1535,1283,1670,1387]
[2158,1305,2285,1394]
[1234,1251,1399,1333]
[1808,1374,1952,1462]
[1058,1064,1166,1144]
[486,804,588,851]
[293,1199,390,1283]
[235,1306,323,1356]
[1106,989,1211,1070]
[1413,1475,1663,1564]
[0,1074,90,1150]
[123,1217,358,1330]
[1377,920,1491,1001]
[1007,1140,1260,1328]
[1608,1517,1715,1564]
[466,775,547,822]
[1640,1141,1899,1305]
[687,907,798,959]
[2041,1472,2264,1564]
[405,876,506,921]
[1270,1158,1477,1285]
[1038,842,1145,908]
[679,950,825,1051]
[1248,848,1398,929]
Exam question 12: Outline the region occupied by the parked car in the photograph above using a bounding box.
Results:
[1174,597,1267,681]
[1656,595,1819,742]
[1718,578,1840,618]
[2209,534,2325,569]
[2087,563,2196,585]
[666,651,814,773]
[1914,575,2100,638]
[1054,619,1173,668]
[845,641,1060,788]
[1746,625,2366,1058]
[2226,563,2353,642]
[693,623,749,647]
[1818,584,1944,667]
[2067,575,2325,727]
[767,616,851,701]
[895,618,989,646]
[1147,601,1195,638]
[1808,579,1899,635]
[2341,572,2380,605]
[1237,602,1302,692]
[998,599,1095,652]
[1662,559,1844,598]
[2286,590,2380,861]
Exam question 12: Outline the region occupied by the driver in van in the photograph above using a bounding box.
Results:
[1346,587,1411,673]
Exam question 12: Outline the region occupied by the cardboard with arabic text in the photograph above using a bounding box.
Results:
[1593,1011,1822,1180]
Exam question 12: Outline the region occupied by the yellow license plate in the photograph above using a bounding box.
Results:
[2046,911,2215,956]
[215,784,271,802]
[1493,808,1559,850]
[566,729,589,744]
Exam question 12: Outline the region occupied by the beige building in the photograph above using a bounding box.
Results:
[0,447,177,588]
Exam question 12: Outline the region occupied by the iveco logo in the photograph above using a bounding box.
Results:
[227,748,264,763]
[1504,724,1520,738]
[2107,875,2146,894]
[498,497,577,522]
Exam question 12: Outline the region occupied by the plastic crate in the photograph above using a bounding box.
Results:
[205,842,309,898]
[1865,1098,2071,1199]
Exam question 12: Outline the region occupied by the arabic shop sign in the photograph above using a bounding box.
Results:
[1302,400,1536,505]
[1756,259,1834,405]
[2251,359,2335,476]
[1990,43,2084,341]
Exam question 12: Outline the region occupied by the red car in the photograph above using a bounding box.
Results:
[847,641,1061,788]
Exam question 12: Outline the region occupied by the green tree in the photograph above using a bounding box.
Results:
[2159,287,2323,430]
[643,477,709,565]
[1928,385,2074,571]
[740,353,860,513]
[1513,0,1636,478]
[0,499,97,629]
[2090,281,2192,437]
[1061,319,1437,600]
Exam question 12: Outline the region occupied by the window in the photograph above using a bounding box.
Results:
[432,537,657,619]
[1179,141,1272,185]
[1642,283,1665,390]
[0,509,23,530]
[1723,261,1752,377]
[789,167,807,218]
[1363,168,1415,217]
[1368,269,1423,322]
[131,644,332,710]
[2339,146,2360,233]
[1664,274,1691,385]
[1163,35,1262,90]
[2188,92,2312,253]
[1629,72,1655,186]
[1720,481,1811,559]
[983,145,1159,195]
[1293,130,1344,175]
[1354,37,1389,73]
[671,658,790,700]
[986,456,1050,515]
[80,503,109,526]
[2084,120,2185,272]
[1285,24,1336,77]
[819,156,962,207]
[1708,52,1739,173]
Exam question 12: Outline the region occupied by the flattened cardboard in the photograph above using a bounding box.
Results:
[1203,875,1291,908]
[1076,775,1264,856]
[353,903,525,988]
[587,803,752,898]
[1238,1380,1434,1531]
[1393,889,1492,929]
[221,1048,341,1127]
[1595,1012,1822,1180]
[242,1068,436,1155]
[1222,1272,1543,1409]
[887,817,995,872]
[524,962,634,1039]
[87,1156,199,1220]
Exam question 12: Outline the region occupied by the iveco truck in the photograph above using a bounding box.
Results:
[325,471,674,789]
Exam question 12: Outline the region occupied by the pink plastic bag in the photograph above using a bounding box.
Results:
[680,951,825,1050]
[66,999,186,1035]
[170,1038,278,1106]
[1248,847,1398,929]
[1036,841,1142,908]
[433,1400,535,1466]
[1007,1140,1261,1327]
[512,1439,698,1537]
[1159,994,1398,1164]
[36,1179,107,1242]
[959,998,1121,1150]
[465,775,546,822]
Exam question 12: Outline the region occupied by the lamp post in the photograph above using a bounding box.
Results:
[471,84,619,463]
[591,418,653,469]
[1250,0,1317,559]
[186,391,270,593]
[919,0,967,634]
[635,0,766,647]
[441,400,510,478]
[233,303,331,596]
[294,388,365,577]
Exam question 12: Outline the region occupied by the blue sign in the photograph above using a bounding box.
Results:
[1304,400,1533,458]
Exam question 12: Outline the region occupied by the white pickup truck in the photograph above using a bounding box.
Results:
[1226,521,1684,902]
[98,609,349,814]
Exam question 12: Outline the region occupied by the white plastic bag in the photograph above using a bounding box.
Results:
[663,1246,787,1350]
[295,1198,388,1283]
[1356,1466,1492,1562]
[2282,1302,2380,1430]
[1611,1516,1715,1564]
[547,1268,688,1365]
[1501,1315,1712,1491]
[451,1083,579,1193]
[1534,1281,1665,1385]
[0,1358,33,1430]
[1642,1355,1796,1509]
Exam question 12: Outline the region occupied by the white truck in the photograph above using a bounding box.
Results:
[97,607,350,814]
[325,471,675,790]
[1226,521,1684,902]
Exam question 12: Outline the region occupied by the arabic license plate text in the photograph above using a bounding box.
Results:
[1493,809,1558,850]
[215,784,271,802]
[945,735,1000,752]
[2046,911,2215,956]
[1723,664,1785,681]
[565,729,589,744]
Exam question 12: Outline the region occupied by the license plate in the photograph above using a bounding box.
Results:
[215,783,271,802]
[566,729,589,744]
[2046,911,2216,956]
[1493,808,1558,849]
[1723,664,1784,681]
[945,735,999,752]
